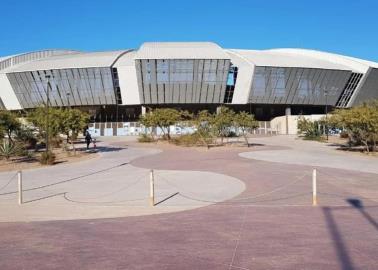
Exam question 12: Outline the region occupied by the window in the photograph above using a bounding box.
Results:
[224,66,238,103]
[336,72,363,107]
[252,67,267,96]
[157,60,169,83]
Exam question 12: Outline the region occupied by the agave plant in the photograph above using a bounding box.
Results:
[0,140,20,160]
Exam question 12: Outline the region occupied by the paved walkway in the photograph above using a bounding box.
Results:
[240,135,378,174]
[0,140,244,222]
[0,137,377,270]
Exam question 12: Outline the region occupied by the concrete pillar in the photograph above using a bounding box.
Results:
[285,107,291,135]
[285,107,291,116]
[216,106,222,114]
[141,106,146,116]
[264,121,267,135]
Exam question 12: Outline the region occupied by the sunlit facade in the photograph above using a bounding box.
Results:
[1,42,377,121]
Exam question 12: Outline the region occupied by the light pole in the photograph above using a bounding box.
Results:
[45,75,51,153]
[324,90,329,141]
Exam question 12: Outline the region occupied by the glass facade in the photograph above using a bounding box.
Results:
[7,67,118,108]
[135,59,230,104]
[250,66,351,105]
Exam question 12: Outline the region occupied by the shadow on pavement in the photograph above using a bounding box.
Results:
[94,146,125,153]
[23,192,66,204]
[154,192,179,206]
[322,206,355,270]
[322,198,378,270]
[0,163,129,196]
[347,199,378,231]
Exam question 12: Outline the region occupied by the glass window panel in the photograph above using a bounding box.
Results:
[252,67,266,97]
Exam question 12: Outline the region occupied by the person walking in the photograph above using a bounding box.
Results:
[85,131,92,150]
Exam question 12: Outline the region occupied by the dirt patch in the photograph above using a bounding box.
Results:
[0,146,98,172]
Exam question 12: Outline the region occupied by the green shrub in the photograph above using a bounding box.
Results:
[25,150,35,159]
[297,117,322,140]
[171,133,203,146]
[40,151,56,165]
[138,134,155,143]
[15,145,29,157]
[15,127,37,149]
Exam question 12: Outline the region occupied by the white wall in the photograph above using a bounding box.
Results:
[117,65,141,105]
[226,50,255,104]
[270,114,326,135]
[0,73,21,110]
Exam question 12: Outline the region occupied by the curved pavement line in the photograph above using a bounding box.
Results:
[239,149,378,174]
[0,142,245,222]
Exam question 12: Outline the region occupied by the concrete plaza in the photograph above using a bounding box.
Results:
[0,136,377,269]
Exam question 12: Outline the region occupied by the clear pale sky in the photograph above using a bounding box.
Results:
[1,0,377,61]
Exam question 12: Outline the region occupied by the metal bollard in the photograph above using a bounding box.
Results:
[312,169,317,206]
[18,171,22,205]
[150,169,155,207]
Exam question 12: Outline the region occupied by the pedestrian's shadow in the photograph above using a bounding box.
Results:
[96,146,125,153]
[79,146,126,153]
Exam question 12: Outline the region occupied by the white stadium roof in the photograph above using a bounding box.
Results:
[1,43,377,73]
[227,49,359,71]
[134,42,230,59]
[3,50,131,72]
[113,50,138,67]
[267,48,378,72]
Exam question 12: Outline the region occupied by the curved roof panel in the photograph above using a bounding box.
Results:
[266,48,378,72]
[112,50,137,67]
[135,42,230,59]
[0,50,80,72]
[228,49,354,71]
[6,50,129,72]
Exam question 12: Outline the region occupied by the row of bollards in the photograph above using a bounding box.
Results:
[15,169,157,207]
[16,168,318,207]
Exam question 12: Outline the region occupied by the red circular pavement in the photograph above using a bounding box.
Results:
[0,143,377,270]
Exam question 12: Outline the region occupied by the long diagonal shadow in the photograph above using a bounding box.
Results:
[0,162,129,196]
[347,199,378,231]
[154,192,180,206]
[23,192,66,204]
[322,207,355,270]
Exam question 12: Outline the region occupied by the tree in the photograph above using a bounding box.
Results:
[329,101,378,152]
[212,106,235,145]
[0,110,21,143]
[60,109,89,153]
[139,108,183,140]
[139,110,157,140]
[28,107,89,152]
[28,107,63,143]
[234,111,259,147]
[191,110,215,149]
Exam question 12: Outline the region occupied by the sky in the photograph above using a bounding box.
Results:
[1,0,378,61]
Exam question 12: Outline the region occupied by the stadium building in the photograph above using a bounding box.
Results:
[0,42,377,134]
